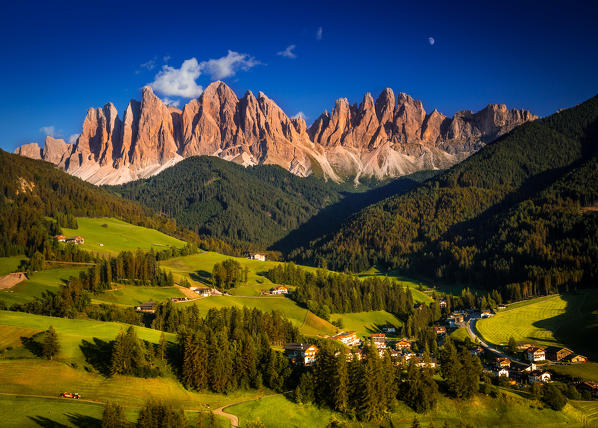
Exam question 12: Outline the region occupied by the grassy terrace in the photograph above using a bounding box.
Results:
[477,290,598,360]
[92,285,186,306]
[0,255,27,276]
[62,217,186,256]
[330,311,403,339]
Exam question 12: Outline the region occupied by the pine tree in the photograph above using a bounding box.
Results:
[101,402,127,428]
[159,331,167,361]
[41,325,60,360]
[331,353,349,412]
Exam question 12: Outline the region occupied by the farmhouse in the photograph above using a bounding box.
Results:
[284,343,319,366]
[480,309,494,318]
[270,285,288,295]
[136,302,156,313]
[380,324,396,334]
[65,236,84,244]
[332,331,361,347]
[414,357,438,369]
[517,342,534,351]
[395,339,412,351]
[566,354,588,363]
[171,297,188,302]
[438,297,447,308]
[469,345,484,356]
[54,235,66,242]
[495,357,511,369]
[526,346,546,362]
[370,333,386,349]
[249,253,266,261]
[190,287,212,297]
[580,381,598,398]
[447,313,465,327]
[434,326,447,335]
[545,346,573,362]
[528,370,551,383]
[494,368,509,378]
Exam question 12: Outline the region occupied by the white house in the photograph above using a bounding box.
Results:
[528,370,551,383]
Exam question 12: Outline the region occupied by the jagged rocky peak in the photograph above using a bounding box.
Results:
[14,81,536,185]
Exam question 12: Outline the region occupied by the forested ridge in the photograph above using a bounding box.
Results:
[294,95,598,293]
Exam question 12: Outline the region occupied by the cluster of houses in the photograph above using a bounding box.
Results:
[518,343,588,364]
[54,235,85,245]
[491,358,552,384]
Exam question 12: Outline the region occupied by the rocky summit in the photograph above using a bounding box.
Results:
[15,82,536,185]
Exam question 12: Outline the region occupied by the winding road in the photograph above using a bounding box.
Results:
[466,317,527,367]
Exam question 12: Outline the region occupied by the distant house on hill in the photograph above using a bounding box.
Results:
[528,370,551,383]
[494,368,510,378]
[54,235,66,242]
[249,253,266,261]
[545,346,573,362]
[438,297,447,308]
[469,345,484,356]
[65,236,84,244]
[171,297,188,302]
[284,343,319,366]
[517,342,534,351]
[434,326,447,335]
[370,333,386,349]
[566,354,588,364]
[136,302,156,313]
[332,331,361,347]
[380,324,396,334]
[526,347,546,362]
[447,313,465,327]
[270,285,288,295]
[190,287,212,297]
[495,357,511,369]
[480,309,494,318]
[395,339,412,351]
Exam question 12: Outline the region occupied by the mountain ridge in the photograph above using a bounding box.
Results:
[15,82,535,185]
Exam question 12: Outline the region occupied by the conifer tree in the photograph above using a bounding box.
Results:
[41,325,60,360]
[101,402,127,428]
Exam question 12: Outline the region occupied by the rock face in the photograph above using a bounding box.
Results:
[15,82,536,184]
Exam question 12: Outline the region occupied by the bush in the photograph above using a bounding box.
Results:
[541,384,567,410]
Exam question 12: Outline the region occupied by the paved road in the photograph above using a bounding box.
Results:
[466,318,527,367]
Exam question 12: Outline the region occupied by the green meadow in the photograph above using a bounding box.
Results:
[92,285,185,306]
[0,266,86,306]
[477,290,598,360]
[62,217,185,256]
[550,362,598,383]
[330,310,403,338]
[0,255,27,276]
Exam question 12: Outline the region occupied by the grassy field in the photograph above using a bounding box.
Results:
[181,296,337,337]
[228,391,582,428]
[477,290,598,360]
[569,400,598,427]
[0,256,27,276]
[330,311,403,339]
[550,362,598,382]
[357,266,434,304]
[92,285,185,306]
[0,266,87,306]
[0,311,175,367]
[449,327,470,344]
[62,217,185,256]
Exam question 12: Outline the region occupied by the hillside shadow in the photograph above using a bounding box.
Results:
[29,416,69,427]
[66,413,101,428]
[271,173,431,253]
[190,270,212,285]
[80,338,113,376]
[533,291,598,360]
[21,334,43,357]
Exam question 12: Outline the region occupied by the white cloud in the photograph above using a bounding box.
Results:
[163,55,171,63]
[149,51,261,98]
[428,37,435,46]
[292,112,307,121]
[40,126,56,137]
[68,134,79,144]
[162,97,180,108]
[140,58,156,70]
[277,45,297,59]
[150,58,204,98]
[316,27,323,40]
[200,50,261,80]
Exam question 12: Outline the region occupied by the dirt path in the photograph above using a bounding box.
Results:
[213,391,291,427]
[0,273,27,290]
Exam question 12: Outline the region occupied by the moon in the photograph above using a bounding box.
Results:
[428,37,435,46]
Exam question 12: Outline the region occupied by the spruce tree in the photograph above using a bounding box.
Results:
[41,325,60,360]
[101,402,127,428]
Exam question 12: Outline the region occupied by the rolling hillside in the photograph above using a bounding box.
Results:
[295,95,598,293]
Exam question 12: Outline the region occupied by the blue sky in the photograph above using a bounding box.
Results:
[1,0,597,151]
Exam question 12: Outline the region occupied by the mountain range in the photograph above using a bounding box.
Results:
[14,82,535,185]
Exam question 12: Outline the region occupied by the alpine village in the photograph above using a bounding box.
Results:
[1,2,598,427]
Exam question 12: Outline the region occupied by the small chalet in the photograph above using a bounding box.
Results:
[526,346,546,362]
[136,302,156,313]
[345,348,363,362]
[249,253,266,261]
[380,324,396,334]
[191,287,212,297]
[332,331,361,347]
[54,235,66,242]
[469,345,484,356]
[580,381,598,398]
[270,286,288,295]
[528,370,551,383]
[65,236,84,245]
[370,333,386,349]
[495,357,511,369]
[434,326,447,335]
[284,343,319,366]
[171,297,188,302]
[414,357,438,369]
[522,363,537,372]
[497,304,507,310]
[480,309,494,318]
[438,297,447,308]
[395,339,412,351]
[517,342,534,351]
[494,368,509,378]
[566,354,588,364]
[447,313,465,327]
[545,346,573,362]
